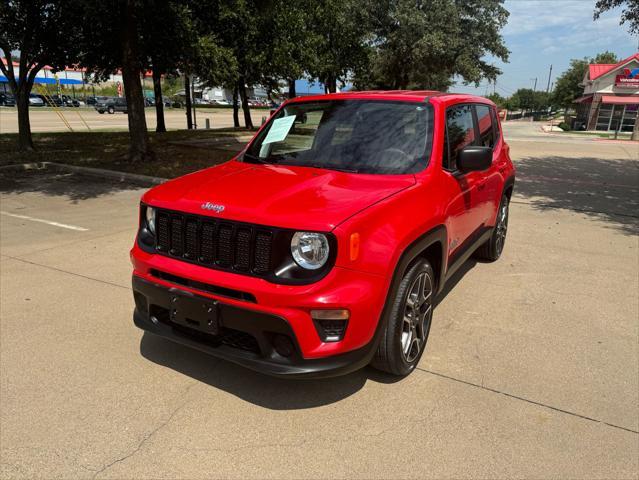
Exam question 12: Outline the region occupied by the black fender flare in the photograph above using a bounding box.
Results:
[362,225,448,363]
[502,175,516,198]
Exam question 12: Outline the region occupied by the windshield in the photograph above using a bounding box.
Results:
[244,100,433,174]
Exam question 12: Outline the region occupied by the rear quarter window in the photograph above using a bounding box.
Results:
[475,104,496,148]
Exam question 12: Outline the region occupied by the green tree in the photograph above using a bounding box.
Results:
[174,2,237,131]
[218,0,264,128]
[266,0,319,98]
[76,0,154,161]
[357,0,509,90]
[486,92,506,108]
[594,0,639,35]
[308,0,372,93]
[0,0,80,151]
[141,1,193,132]
[510,88,535,113]
[551,51,618,110]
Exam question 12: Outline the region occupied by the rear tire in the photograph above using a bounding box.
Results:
[107,106,115,114]
[371,259,435,376]
[476,194,509,261]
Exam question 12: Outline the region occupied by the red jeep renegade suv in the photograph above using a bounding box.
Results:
[131,91,515,378]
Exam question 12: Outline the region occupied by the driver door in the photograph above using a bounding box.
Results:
[441,104,484,257]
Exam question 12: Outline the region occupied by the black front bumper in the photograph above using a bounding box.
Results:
[132,275,376,378]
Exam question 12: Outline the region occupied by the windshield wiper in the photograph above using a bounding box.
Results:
[307,163,360,174]
[242,152,271,164]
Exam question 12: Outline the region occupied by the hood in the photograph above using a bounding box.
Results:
[142,160,415,231]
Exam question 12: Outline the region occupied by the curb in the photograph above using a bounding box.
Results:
[0,161,167,186]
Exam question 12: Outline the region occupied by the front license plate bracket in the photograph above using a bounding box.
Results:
[169,294,219,335]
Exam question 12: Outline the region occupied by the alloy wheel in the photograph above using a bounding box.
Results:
[495,201,509,256]
[401,271,433,363]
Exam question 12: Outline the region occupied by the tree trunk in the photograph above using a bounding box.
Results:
[326,75,337,93]
[232,84,240,128]
[184,74,193,130]
[288,78,296,99]
[238,77,253,129]
[152,69,166,133]
[632,113,639,141]
[121,0,152,161]
[15,88,34,151]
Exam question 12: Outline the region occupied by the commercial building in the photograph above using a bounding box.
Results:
[574,53,638,132]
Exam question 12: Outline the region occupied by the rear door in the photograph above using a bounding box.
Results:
[441,104,484,257]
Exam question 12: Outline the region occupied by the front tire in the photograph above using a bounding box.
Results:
[476,194,509,261]
[372,259,435,376]
[107,106,115,114]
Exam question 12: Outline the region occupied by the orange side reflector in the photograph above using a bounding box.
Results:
[350,233,360,261]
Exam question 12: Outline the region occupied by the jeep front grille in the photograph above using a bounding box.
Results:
[155,209,273,277]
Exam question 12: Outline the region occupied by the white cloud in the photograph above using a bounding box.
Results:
[502,0,597,36]
[502,0,636,54]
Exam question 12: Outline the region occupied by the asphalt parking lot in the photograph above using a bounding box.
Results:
[1,123,638,479]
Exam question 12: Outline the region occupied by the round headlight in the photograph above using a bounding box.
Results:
[291,232,329,270]
[145,206,155,234]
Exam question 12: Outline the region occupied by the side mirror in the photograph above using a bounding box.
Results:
[457,146,492,172]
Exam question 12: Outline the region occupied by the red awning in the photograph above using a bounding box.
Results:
[601,95,639,105]
[573,95,593,103]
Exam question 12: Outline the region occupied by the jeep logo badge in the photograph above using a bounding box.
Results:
[201,202,225,213]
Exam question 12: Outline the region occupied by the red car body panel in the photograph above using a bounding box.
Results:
[141,161,416,232]
[131,90,515,376]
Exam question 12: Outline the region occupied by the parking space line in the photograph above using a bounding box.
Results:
[417,367,639,435]
[1,254,128,290]
[0,211,89,231]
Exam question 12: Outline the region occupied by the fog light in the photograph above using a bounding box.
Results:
[311,310,349,342]
[272,334,294,357]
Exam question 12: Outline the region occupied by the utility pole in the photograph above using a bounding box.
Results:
[546,65,553,93]
[531,77,538,91]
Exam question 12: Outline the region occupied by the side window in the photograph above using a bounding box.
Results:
[444,105,475,171]
[475,104,495,148]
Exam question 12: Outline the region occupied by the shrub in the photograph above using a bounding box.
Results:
[558,122,571,131]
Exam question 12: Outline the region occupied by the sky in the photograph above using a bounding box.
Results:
[451,0,638,96]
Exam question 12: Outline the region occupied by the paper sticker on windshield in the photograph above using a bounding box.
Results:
[262,115,296,145]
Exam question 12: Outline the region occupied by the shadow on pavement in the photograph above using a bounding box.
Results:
[0,169,144,202]
[434,257,478,307]
[514,156,639,235]
[140,333,403,410]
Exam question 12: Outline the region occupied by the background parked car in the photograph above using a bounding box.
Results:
[93,96,113,113]
[95,97,127,114]
[60,95,80,107]
[85,96,98,106]
[210,99,230,106]
[28,94,45,106]
[0,93,16,106]
[34,94,62,107]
